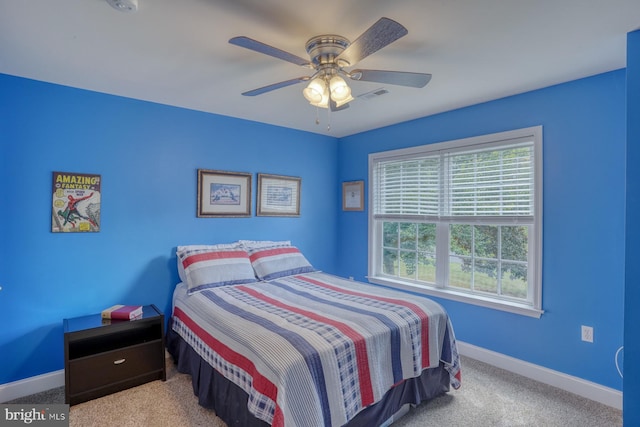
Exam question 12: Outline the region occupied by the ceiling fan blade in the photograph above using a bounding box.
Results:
[336,17,408,66]
[241,77,310,96]
[229,36,311,67]
[350,69,432,88]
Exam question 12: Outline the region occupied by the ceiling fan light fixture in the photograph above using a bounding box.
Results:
[303,78,326,104]
[329,76,353,108]
[334,94,354,108]
[309,85,330,108]
[329,75,354,107]
[329,76,349,99]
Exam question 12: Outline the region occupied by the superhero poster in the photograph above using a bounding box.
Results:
[51,172,101,233]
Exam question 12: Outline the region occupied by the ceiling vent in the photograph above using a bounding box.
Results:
[358,88,390,101]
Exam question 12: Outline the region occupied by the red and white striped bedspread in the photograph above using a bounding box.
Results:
[171,271,461,427]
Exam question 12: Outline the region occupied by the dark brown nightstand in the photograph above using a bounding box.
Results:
[63,304,166,405]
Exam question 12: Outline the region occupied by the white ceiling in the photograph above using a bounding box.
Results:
[1,0,639,138]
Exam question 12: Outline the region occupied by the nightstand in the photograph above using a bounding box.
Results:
[63,304,166,405]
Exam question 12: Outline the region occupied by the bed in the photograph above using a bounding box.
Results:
[166,241,461,427]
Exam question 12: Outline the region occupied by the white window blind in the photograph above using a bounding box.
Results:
[445,144,534,217]
[374,155,440,216]
[373,142,534,219]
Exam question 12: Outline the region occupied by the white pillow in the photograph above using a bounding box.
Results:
[238,240,291,250]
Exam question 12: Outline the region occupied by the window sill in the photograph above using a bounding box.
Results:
[367,276,544,319]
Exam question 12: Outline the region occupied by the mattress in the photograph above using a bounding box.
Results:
[170,271,461,427]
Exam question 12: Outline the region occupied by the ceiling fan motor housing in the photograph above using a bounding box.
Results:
[305,35,351,68]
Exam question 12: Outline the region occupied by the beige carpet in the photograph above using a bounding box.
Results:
[68,359,224,427]
[10,355,622,427]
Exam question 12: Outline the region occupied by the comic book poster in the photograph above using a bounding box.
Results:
[51,172,101,233]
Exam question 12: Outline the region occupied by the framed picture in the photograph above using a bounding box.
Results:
[257,173,301,217]
[342,180,364,211]
[197,169,251,217]
[51,171,101,233]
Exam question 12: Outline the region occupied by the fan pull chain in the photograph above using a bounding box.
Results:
[313,105,331,132]
[326,76,332,131]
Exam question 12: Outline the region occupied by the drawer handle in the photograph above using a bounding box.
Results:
[113,358,126,365]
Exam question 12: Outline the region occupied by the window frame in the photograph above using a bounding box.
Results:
[368,126,543,318]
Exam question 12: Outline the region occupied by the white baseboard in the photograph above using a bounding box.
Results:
[457,341,623,410]
[0,370,64,403]
[0,343,623,411]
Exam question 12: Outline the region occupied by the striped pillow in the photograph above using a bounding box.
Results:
[248,246,315,281]
[178,248,257,294]
[176,243,238,283]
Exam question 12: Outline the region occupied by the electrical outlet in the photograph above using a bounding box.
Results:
[581,325,594,343]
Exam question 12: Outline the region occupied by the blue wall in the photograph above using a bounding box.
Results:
[0,66,630,398]
[337,70,627,391]
[624,29,640,426]
[0,74,338,384]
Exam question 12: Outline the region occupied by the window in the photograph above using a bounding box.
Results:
[368,127,543,318]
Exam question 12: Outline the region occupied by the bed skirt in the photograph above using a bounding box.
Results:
[166,321,451,427]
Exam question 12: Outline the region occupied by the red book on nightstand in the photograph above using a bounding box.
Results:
[101,305,143,320]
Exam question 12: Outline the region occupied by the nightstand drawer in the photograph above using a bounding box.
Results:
[68,340,163,394]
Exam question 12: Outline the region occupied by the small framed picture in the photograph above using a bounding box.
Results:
[257,173,301,217]
[51,171,102,232]
[197,169,251,217]
[342,180,364,211]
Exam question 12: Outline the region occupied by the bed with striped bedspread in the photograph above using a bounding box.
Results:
[171,271,461,427]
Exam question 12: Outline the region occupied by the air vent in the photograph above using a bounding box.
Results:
[358,88,389,101]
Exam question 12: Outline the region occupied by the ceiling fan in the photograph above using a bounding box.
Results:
[229,17,432,112]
